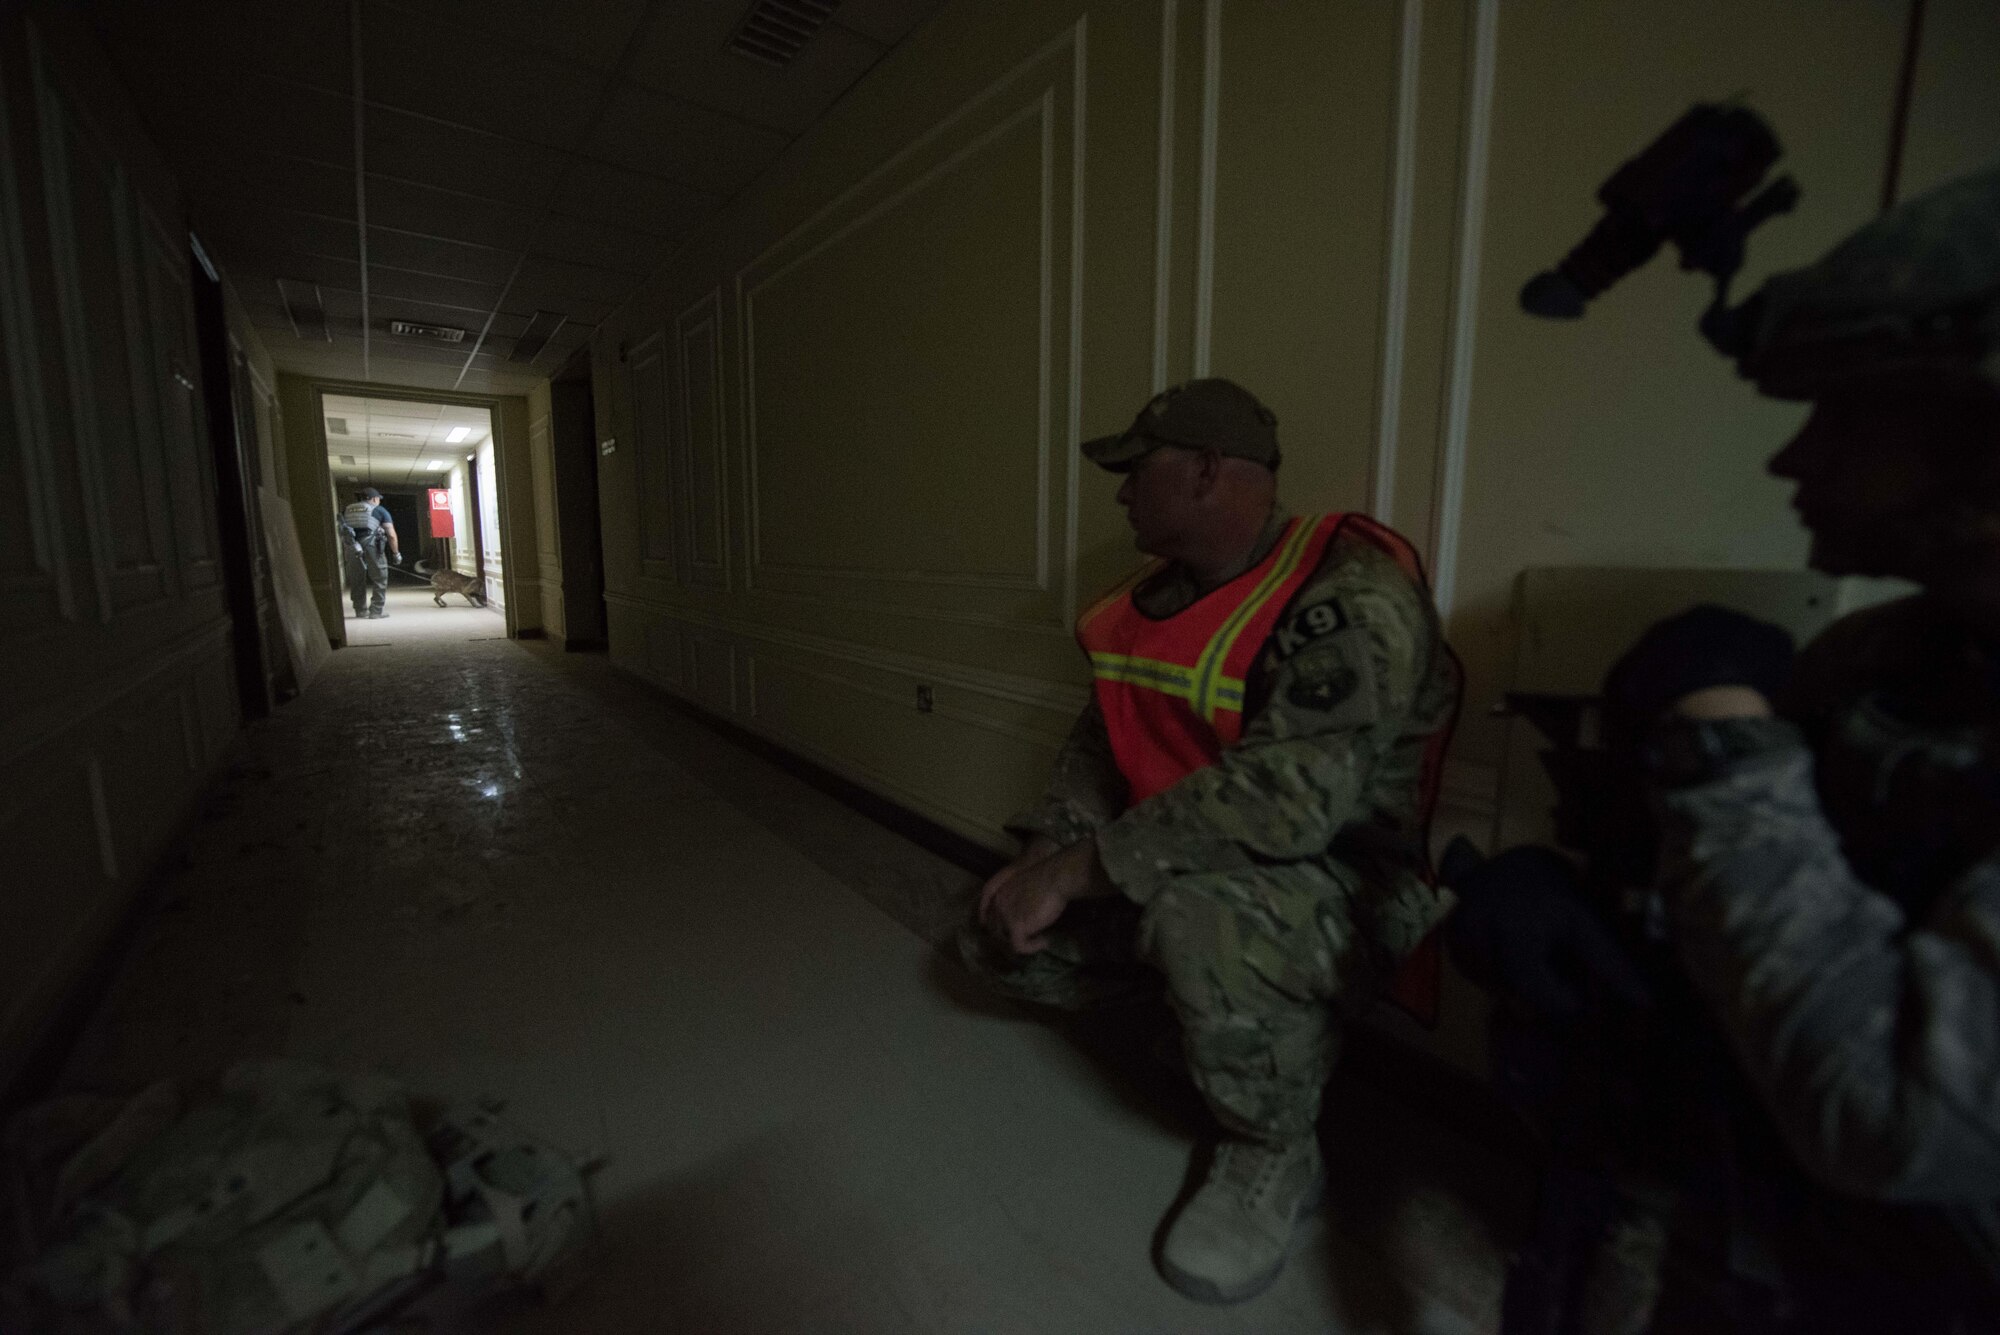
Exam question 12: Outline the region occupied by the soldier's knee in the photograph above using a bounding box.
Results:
[1137,879,1225,968]
[1140,873,1339,1010]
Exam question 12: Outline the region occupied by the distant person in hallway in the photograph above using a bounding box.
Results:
[338,486,400,620]
[959,377,1460,1304]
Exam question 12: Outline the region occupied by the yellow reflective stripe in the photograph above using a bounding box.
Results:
[1190,516,1319,721]
[1090,652,1244,711]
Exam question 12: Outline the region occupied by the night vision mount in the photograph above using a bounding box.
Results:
[1519,102,1800,357]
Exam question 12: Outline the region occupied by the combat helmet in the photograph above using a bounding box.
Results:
[1735,164,2000,400]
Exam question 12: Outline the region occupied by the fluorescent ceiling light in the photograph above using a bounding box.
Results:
[447,426,472,443]
[425,459,445,470]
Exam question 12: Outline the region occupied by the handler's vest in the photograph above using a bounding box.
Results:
[341,501,382,544]
[1076,512,1452,1021]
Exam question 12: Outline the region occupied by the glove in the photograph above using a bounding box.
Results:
[1602,604,1793,737]
[391,551,403,565]
[1446,845,1652,1024]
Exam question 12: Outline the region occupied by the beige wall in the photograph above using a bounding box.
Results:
[0,11,276,1094]
[591,0,1986,849]
[1442,0,1921,778]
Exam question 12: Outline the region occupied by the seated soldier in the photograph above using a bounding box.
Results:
[1456,164,2000,1332]
[960,378,1459,1304]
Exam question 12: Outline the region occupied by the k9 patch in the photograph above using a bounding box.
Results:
[1272,599,1350,659]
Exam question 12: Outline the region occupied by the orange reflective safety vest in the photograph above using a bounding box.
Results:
[1076,512,1453,1024]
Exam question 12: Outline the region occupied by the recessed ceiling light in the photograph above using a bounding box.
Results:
[425,459,445,470]
[447,426,471,443]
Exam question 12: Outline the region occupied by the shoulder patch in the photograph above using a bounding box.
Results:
[1271,599,1350,659]
[1285,656,1361,712]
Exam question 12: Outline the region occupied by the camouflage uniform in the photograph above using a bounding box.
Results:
[1642,163,2000,1323]
[1650,599,2000,1317]
[961,504,1459,1141]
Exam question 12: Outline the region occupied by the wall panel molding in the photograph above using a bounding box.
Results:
[0,614,230,769]
[605,589,1086,728]
[138,199,219,594]
[738,653,1032,843]
[1150,0,1178,392]
[673,288,728,590]
[1369,0,1425,524]
[624,330,674,581]
[528,411,560,567]
[30,32,175,619]
[1191,0,1222,377]
[1429,0,1500,620]
[734,20,1084,631]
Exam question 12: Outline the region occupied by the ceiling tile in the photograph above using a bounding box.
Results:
[365,175,539,252]
[182,152,357,225]
[367,107,570,205]
[117,64,354,168]
[834,0,947,46]
[583,83,789,198]
[202,237,363,295]
[204,203,360,262]
[366,265,506,312]
[629,11,884,137]
[557,158,716,238]
[94,0,352,99]
[367,227,518,285]
[361,2,609,150]
[530,213,673,277]
[369,0,650,72]
[507,254,635,312]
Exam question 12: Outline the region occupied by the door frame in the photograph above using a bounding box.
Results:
[297,378,534,644]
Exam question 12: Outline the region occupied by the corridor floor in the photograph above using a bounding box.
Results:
[55,590,1519,1334]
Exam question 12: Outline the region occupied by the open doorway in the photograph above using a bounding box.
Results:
[323,395,502,634]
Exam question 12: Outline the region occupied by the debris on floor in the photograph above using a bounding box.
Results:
[2,1060,594,1334]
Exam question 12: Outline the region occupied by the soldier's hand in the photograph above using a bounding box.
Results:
[1603,604,1793,738]
[979,837,1106,954]
[1446,845,1652,1024]
[977,836,1061,922]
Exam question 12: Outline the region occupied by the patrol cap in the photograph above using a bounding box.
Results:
[1081,378,1281,472]
[1738,163,2000,400]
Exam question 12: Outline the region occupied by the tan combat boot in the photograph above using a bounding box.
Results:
[1157,1135,1324,1303]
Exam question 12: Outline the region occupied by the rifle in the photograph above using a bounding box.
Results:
[1447,692,1751,1335]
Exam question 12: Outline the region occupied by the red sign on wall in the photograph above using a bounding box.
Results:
[428,488,455,538]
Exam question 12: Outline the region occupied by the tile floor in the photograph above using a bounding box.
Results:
[55,585,1523,1333]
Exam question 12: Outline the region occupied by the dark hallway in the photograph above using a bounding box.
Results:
[7,0,1997,1329]
[51,614,1514,1333]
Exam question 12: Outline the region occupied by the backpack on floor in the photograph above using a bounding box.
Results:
[2,1060,595,1334]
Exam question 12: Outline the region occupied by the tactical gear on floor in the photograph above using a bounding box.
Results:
[1,1061,593,1334]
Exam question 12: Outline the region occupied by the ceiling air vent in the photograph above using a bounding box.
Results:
[327,417,349,436]
[388,319,466,343]
[727,0,841,66]
[276,279,331,343]
[338,454,356,464]
[508,310,567,365]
